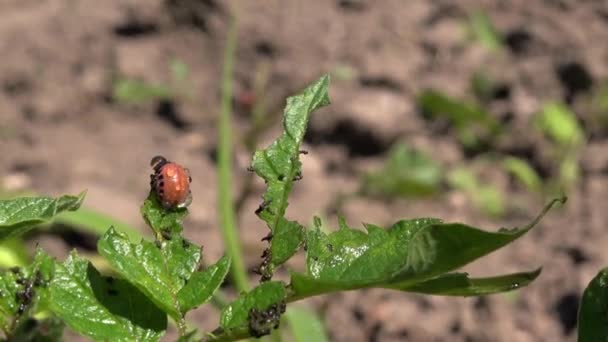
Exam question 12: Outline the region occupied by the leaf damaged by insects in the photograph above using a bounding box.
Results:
[250,75,331,279]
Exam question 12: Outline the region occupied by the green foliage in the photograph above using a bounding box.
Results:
[0,192,85,240]
[417,89,500,148]
[362,143,442,198]
[578,268,608,342]
[251,75,330,278]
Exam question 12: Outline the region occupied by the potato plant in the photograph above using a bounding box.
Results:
[0,76,572,341]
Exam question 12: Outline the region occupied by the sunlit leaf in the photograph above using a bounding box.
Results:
[98,228,200,320]
[289,198,563,299]
[0,192,86,240]
[49,251,166,341]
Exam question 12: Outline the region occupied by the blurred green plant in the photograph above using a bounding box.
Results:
[534,102,584,189]
[112,58,192,105]
[466,9,503,51]
[361,143,442,198]
[535,102,583,147]
[447,167,505,217]
[502,156,543,193]
[417,89,501,149]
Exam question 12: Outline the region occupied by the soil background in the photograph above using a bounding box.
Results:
[2,1,608,341]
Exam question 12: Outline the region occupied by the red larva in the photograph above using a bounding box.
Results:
[150,156,192,209]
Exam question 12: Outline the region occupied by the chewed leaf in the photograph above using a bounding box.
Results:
[0,192,86,240]
[98,228,201,320]
[251,75,330,277]
[289,198,564,300]
[578,268,608,342]
[48,252,166,342]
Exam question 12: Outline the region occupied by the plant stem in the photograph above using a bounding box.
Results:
[218,16,249,294]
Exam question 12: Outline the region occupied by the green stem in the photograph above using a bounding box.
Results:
[218,17,249,294]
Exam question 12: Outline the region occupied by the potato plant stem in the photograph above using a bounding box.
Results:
[218,17,249,293]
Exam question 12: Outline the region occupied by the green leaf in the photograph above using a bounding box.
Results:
[251,75,330,276]
[503,157,543,193]
[141,193,188,236]
[10,317,64,342]
[220,281,286,331]
[289,198,564,299]
[284,305,329,342]
[49,251,166,341]
[362,143,442,198]
[535,102,583,146]
[0,192,86,240]
[97,227,200,320]
[177,255,231,313]
[113,79,172,104]
[578,268,608,342]
[393,268,541,295]
[56,207,142,242]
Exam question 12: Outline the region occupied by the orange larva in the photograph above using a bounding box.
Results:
[150,156,192,209]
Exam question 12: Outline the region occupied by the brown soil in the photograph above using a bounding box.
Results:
[2,1,607,341]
